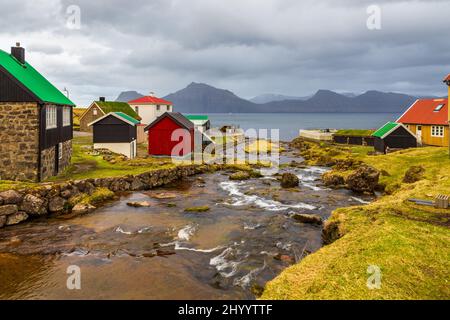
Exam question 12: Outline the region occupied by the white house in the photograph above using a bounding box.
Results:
[128,93,173,125]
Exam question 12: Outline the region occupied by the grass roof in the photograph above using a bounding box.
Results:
[96,101,141,121]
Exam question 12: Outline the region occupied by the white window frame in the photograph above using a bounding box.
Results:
[46,105,57,129]
[93,108,98,116]
[63,106,71,127]
[431,126,445,137]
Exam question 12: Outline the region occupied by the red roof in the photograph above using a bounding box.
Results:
[128,96,173,105]
[444,74,450,82]
[397,99,448,125]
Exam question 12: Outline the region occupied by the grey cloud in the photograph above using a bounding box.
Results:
[0,0,448,106]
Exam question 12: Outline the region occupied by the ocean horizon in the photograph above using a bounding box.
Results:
[200,112,402,141]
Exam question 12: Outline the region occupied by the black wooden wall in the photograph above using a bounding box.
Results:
[39,104,73,150]
[92,115,136,143]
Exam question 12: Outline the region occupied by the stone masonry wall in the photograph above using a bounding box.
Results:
[0,103,39,181]
[40,140,73,181]
[0,164,220,229]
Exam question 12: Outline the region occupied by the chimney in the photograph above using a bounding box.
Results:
[11,42,25,64]
[149,92,155,97]
[99,97,106,102]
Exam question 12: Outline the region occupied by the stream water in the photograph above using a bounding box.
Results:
[0,147,373,300]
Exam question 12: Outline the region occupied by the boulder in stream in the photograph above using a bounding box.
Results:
[280,173,299,188]
[6,212,29,226]
[127,201,152,208]
[72,203,96,215]
[290,213,323,225]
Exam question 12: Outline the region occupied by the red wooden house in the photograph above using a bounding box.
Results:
[144,112,195,156]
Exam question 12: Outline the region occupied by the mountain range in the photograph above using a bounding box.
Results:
[116,82,419,113]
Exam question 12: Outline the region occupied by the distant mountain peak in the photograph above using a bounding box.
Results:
[115,90,144,102]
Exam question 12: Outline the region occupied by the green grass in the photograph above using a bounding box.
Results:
[334,129,375,136]
[48,136,176,182]
[262,142,450,300]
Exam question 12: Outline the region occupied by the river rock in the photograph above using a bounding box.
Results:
[346,166,380,194]
[322,172,345,188]
[229,171,251,181]
[0,216,6,228]
[72,203,96,215]
[403,166,425,183]
[0,190,23,204]
[6,212,29,226]
[291,213,323,225]
[0,204,18,216]
[151,192,177,200]
[49,197,67,213]
[274,254,296,264]
[127,201,152,208]
[280,173,299,188]
[20,194,47,216]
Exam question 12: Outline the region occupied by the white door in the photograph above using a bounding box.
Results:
[416,125,422,145]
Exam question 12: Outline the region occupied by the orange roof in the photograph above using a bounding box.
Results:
[128,96,173,105]
[397,99,448,125]
[444,74,450,82]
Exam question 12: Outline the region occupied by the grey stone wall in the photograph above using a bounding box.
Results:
[40,140,73,181]
[0,103,40,181]
[0,164,219,229]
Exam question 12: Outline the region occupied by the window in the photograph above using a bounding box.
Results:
[93,108,98,116]
[431,126,445,137]
[157,105,161,111]
[63,106,71,126]
[58,142,63,160]
[46,105,57,129]
[434,104,445,112]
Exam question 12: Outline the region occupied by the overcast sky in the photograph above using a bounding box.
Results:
[0,0,449,106]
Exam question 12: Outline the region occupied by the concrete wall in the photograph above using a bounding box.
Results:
[94,141,136,159]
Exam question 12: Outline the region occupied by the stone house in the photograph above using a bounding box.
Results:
[0,43,75,182]
[79,98,141,133]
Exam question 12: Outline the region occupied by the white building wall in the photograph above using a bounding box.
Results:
[131,104,173,125]
[94,141,137,159]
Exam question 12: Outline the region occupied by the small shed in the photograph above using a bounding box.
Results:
[372,122,417,153]
[88,112,140,159]
[186,115,211,133]
[144,112,194,157]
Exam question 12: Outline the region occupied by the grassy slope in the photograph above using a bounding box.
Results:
[262,145,450,300]
[48,136,176,182]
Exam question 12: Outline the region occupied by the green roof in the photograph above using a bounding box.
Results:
[186,115,209,121]
[372,122,399,138]
[0,49,74,106]
[95,101,141,121]
[113,112,140,125]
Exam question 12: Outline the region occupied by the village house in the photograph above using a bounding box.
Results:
[186,115,211,133]
[372,122,417,153]
[89,112,140,159]
[145,112,194,157]
[0,43,75,182]
[397,98,448,147]
[128,93,173,125]
[79,98,141,133]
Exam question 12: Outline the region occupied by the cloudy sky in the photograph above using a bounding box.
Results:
[0,0,449,106]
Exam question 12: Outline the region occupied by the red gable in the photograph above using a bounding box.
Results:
[128,96,173,105]
[397,99,448,125]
